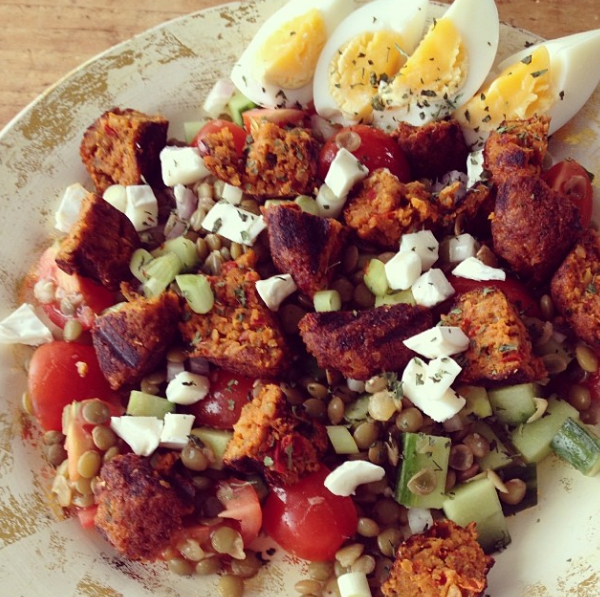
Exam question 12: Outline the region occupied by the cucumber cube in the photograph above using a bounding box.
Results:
[472,421,515,471]
[127,391,175,419]
[190,427,233,470]
[551,417,600,476]
[458,385,493,419]
[488,383,540,426]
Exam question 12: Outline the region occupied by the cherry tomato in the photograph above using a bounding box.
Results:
[242,108,307,135]
[28,341,116,431]
[185,369,255,429]
[318,124,411,182]
[262,466,358,561]
[543,159,594,228]
[216,480,262,544]
[192,119,247,156]
[37,245,115,330]
[446,274,542,319]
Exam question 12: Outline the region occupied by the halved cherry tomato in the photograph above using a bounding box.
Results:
[27,341,117,431]
[216,480,262,544]
[75,505,98,529]
[543,159,594,228]
[185,369,255,429]
[192,119,247,156]
[262,466,358,561]
[446,274,542,319]
[242,108,307,135]
[318,124,411,182]
[37,245,115,330]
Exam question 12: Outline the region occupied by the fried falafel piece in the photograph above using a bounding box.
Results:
[551,228,600,348]
[298,303,433,380]
[263,203,348,297]
[92,290,181,390]
[223,383,328,485]
[442,287,546,386]
[180,251,291,379]
[54,193,140,290]
[381,520,494,597]
[94,453,194,561]
[391,119,470,181]
[80,108,168,193]
[491,174,581,283]
[202,121,320,197]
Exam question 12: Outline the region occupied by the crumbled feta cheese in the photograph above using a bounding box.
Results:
[255,273,297,311]
[202,78,236,119]
[0,303,53,345]
[110,416,163,456]
[159,413,195,450]
[166,371,210,405]
[403,326,470,359]
[316,183,346,219]
[347,378,366,393]
[411,269,455,307]
[452,256,506,281]
[160,146,210,186]
[221,183,244,206]
[125,185,159,231]
[103,184,127,213]
[324,148,369,200]
[467,149,485,188]
[201,201,266,246]
[384,251,422,290]
[55,183,88,233]
[442,233,478,263]
[425,356,462,401]
[400,230,439,271]
[324,461,386,497]
[407,508,433,535]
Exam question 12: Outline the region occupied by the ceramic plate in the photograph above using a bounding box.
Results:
[1,1,599,595]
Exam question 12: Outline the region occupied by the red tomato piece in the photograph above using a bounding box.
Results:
[192,119,247,156]
[185,369,255,429]
[28,341,116,431]
[318,124,411,182]
[262,466,358,561]
[242,108,307,135]
[75,505,98,529]
[216,480,262,544]
[37,246,115,330]
[543,159,594,229]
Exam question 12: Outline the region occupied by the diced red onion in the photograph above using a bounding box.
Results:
[188,357,210,375]
[167,360,185,382]
[442,413,465,433]
[407,507,433,535]
[164,213,189,240]
[310,114,341,143]
[175,184,198,221]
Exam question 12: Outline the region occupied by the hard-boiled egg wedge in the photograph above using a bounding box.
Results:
[372,0,499,129]
[313,0,429,125]
[230,0,355,109]
[455,28,600,147]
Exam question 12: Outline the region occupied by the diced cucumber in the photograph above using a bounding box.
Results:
[183,120,208,145]
[326,426,359,454]
[314,290,341,312]
[152,237,199,273]
[227,91,257,126]
[375,288,415,307]
[190,427,233,470]
[395,432,451,509]
[364,259,389,297]
[551,417,600,476]
[142,252,183,297]
[294,195,320,215]
[496,463,538,516]
[443,476,511,553]
[176,274,214,314]
[472,421,516,471]
[457,385,493,419]
[488,383,540,427]
[344,395,370,423]
[510,396,579,464]
[130,248,154,283]
[126,390,175,419]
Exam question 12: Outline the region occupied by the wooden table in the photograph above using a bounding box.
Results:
[1,0,599,131]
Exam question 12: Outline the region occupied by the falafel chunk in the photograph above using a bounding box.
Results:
[484,116,549,184]
[92,291,180,390]
[298,303,433,380]
[491,174,581,282]
[80,108,168,193]
[55,193,140,290]
[344,169,438,249]
[202,121,319,197]
[223,383,328,485]
[391,119,470,181]
[94,453,193,561]
[441,287,546,386]
[180,252,291,379]
[263,203,348,297]
[381,520,494,597]
[551,228,600,348]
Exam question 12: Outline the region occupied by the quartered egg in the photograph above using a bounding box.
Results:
[312,0,429,125]
[371,0,499,130]
[455,29,600,147]
[230,0,355,109]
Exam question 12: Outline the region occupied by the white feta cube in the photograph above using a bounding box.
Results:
[324,148,369,200]
[338,572,372,597]
[324,461,385,497]
[201,201,266,246]
[411,269,455,307]
[444,234,478,263]
[202,78,236,118]
[384,251,422,290]
[424,356,462,401]
[125,185,159,231]
[160,145,210,186]
[55,183,88,233]
[0,303,53,345]
[103,184,127,213]
[110,416,163,456]
[400,230,439,271]
[425,388,466,423]
[467,149,485,188]
[400,357,428,402]
[316,183,346,219]
[407,508,433,535]
[221,183,244,205]
[403,326,470,359]
[255,273,297,311]
[159,413,195,450]
[166,371,210,405]
[452,256,506,282]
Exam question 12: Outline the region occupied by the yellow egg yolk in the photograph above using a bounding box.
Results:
[254,9,327,90]
[455,46,553,131]
[328,31,408,122]
[378,18,467,111]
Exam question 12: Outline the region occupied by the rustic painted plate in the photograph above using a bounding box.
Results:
[1,1,599,595]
